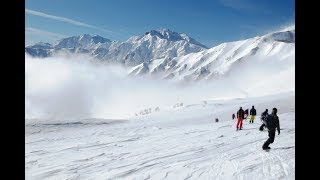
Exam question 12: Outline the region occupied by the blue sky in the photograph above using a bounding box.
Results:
[26,0,295,47]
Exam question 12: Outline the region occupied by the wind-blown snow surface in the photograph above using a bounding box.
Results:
[26,54,235,120]
[26,92,294,180]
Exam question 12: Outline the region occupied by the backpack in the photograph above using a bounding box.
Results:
[264,114,277,130]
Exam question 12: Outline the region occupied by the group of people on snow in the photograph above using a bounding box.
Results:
[232,106,257,130]
[232,106,281,150]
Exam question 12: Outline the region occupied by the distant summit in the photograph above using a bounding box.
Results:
[25,29,207,66]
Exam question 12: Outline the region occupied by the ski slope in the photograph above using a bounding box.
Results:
[25,91,295,180]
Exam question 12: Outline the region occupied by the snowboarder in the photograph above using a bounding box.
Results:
[232,113,235,120]
[259,109,268,131]
[249,106,257,123]
[262,108,280,150]
[236,107,245,130]
[215,118,219,122]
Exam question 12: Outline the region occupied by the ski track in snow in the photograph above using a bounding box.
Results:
[26,92,295,180]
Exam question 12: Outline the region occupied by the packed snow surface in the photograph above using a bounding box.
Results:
[26,92,294,180]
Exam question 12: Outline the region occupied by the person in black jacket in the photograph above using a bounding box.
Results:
[236,107,245,130]
[244,109,249,119]
[262,108,280,150]
[249,106,257,123]
[259,109,268,131]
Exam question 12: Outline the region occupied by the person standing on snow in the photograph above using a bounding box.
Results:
[236,107,245,130]
[262,108,280,150]
[259,109,268,131]
[244,109,249,119]
[249,106,257,123]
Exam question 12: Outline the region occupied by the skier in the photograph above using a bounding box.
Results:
[262,108,280,150]
[232,113,235,120]
[259,109,268,131]
[249,106,257,123]
[236,107,245,130]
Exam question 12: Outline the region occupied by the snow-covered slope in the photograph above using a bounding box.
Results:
[131,25,295,83]
[26,91,295,179]
[25,29,207,66]
[25,25,295,179]
[54,34,112,50]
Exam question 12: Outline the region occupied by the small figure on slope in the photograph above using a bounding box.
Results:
[236,107,245,130]
[249,106,257,123]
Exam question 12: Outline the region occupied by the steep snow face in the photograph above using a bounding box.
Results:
[131,26,294,94]
[263,31,295,43]
[54,34,112,49]
[111,29,206,66]
[25,42,54,57]
[147,28,207,48]
[25,29,207,66]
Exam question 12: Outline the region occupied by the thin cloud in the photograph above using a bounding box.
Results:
[26,27,66,38]
[25,27,67,45]
[26,9,113,34]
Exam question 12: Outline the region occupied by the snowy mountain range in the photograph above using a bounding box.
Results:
[25,29,207,66]
[25,26,294,82]
[129,26,294,82]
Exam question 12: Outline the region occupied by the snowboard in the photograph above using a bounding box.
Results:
[263,146,294,151]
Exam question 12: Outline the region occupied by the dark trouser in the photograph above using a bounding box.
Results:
[259,124,265,131]
[262,130,275,149]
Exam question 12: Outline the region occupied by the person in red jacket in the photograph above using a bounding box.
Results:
[232,113,235,120]
[236,107,245,130]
